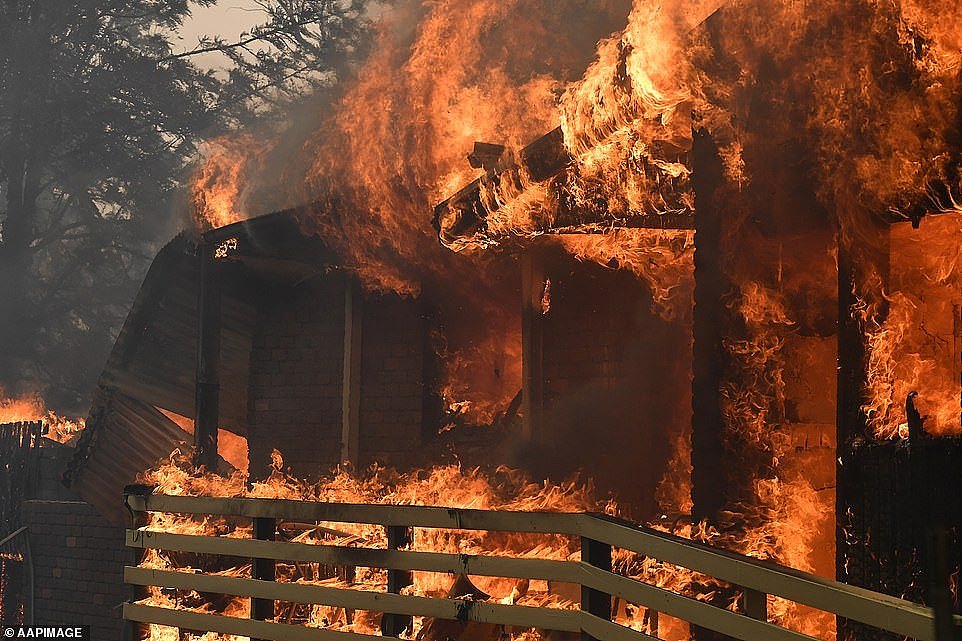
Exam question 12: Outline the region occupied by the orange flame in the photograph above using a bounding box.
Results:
[190,134,269,230]
[0,389,85,445]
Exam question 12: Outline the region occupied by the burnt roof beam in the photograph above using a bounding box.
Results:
[432,1,730,247]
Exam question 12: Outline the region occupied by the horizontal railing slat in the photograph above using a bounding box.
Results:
[123,602,380,641]
[127,494,576,533]
[577,564,818,641]
[126,529,580,583]
[125,567,656,639]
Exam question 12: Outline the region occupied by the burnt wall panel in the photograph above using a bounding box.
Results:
[22,500,127,640]
[247,278,346,480]
[359,294,426,468]
[538,256,691,517]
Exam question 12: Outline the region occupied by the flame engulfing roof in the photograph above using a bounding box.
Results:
[432,127,696,249]
[432,1,734,250]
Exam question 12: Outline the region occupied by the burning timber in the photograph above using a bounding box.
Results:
[4,0,962,640]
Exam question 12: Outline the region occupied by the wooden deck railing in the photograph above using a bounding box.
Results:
[122,490,962,641]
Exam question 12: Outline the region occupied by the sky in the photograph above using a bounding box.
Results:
[175,2,266,67]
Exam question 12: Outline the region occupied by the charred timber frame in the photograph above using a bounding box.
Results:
[431,2,734,246]
[381,525,414,636]
[194,238,221,470]
[835,223,891,453]
[432,127,696,247]
[689,130,727,524]
[252,516,277,641]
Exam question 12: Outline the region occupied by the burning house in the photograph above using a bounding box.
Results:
[3,0,962,640]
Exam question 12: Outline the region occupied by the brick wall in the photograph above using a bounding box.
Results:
[358,293,426,468]
[538,256,691,517]
[247,277,347,479]
[22,500,127,640]
[247,277,431,479]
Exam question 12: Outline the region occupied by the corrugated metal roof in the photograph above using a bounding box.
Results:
[64,392,194,525]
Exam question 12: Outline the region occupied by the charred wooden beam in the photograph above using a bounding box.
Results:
[580,536,613,641]
[467,142,506,171]
[928,528,956,641]
[690,129,727,523]
[689,129,734,641]
[521,250,546,442]
[194,240,221,471]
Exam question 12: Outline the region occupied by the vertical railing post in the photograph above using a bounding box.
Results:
[381,525,413,637]
[928,527,955,641]
[742,587,768,621]
[580,536,612,641]
[123,487,152,641]
[251,516,276,641]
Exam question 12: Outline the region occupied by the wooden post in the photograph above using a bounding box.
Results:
[928,528,956,641]
[194,240,221,471]
[381,525,413,637]
[742,588,768,621]
[341,277,362,465]
[521,251,545,442]
[123,487,151,641]
[251,516,276,640]
[690,129,727,523]
[580,536,612,641]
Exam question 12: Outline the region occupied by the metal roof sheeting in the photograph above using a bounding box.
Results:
[64,392,193,525]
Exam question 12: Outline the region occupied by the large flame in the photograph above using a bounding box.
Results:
[166,2,962,639]
[190,134,270,230]
[0,389,84,445]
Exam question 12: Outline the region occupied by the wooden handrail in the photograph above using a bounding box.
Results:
[124,492,962,641]
[124,530,815,641]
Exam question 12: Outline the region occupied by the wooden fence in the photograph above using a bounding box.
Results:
[0,420,43,625]
[123,491,962,641]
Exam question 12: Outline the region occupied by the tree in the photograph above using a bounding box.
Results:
[0,0,374,411]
